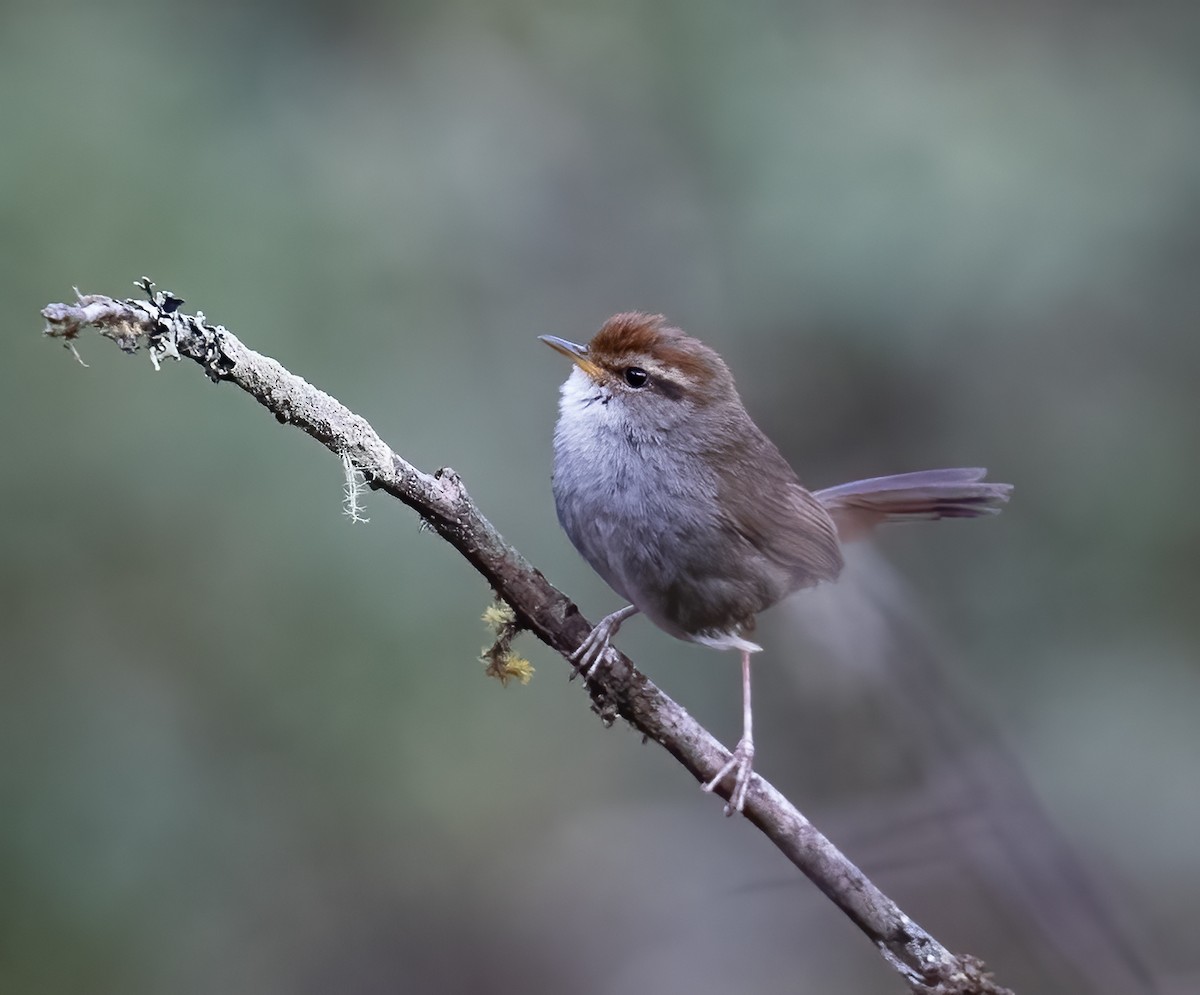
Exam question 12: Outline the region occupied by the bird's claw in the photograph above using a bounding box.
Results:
[568,628,616,681]
[702,736,756,815]
[567,606,636,681]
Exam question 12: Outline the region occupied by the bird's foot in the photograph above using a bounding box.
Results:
[568,605,638,681]
[702,735,756,816]
[568,626,618,681]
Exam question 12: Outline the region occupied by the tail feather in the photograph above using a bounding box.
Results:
[815,468,1012,541]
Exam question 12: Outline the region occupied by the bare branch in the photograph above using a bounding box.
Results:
[41,282,1013,995]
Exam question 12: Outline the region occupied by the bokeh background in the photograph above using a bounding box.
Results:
[4,1,1198,992]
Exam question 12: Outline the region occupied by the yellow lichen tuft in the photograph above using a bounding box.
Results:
[480,596,531,686]
[481,602,516,630]
[483,650,534,686]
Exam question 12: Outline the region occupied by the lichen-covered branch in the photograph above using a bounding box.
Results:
[41,281,1013,995]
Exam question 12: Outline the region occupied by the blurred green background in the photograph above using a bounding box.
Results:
[4,1,1198,992]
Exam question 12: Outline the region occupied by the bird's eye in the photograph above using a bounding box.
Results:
[623,367,649,388]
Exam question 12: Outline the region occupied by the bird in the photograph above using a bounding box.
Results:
[541,312,1011,814]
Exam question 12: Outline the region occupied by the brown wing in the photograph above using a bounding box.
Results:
[715,426,844,588]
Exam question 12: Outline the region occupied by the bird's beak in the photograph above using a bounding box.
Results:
[538,335,604,381]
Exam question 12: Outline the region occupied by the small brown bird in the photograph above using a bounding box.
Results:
[542,313,1011,814]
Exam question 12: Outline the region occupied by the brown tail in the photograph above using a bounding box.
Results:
[815,467,1012,542]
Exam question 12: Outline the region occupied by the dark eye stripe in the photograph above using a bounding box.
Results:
[653,377,686,401]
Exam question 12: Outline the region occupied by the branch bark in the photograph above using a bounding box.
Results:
[41,281,1013,995]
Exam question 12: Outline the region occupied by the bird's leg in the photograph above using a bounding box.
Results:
[569,604,640,680]
[702,649,756,815]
